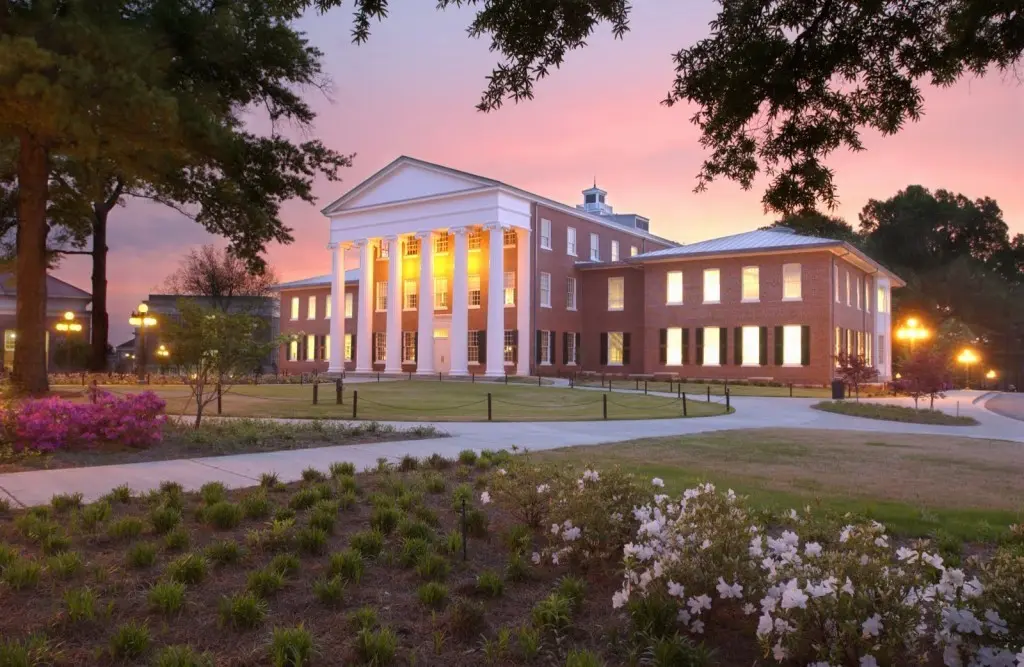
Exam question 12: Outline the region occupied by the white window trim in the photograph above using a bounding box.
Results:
[566,227,577,257]
[566,277,577,312]
[540,219,552,251]
[539,272,552,309]
[703,269,721,305]
[607,277,624,312]
[607,332,624,366]
[782,263,803,302]
[741,266,760,303]
[539,330,553,366]
[403,279,418,311]
[375,282,388,313]
[468,275,482,310]
[590,232,600,261]
[565,333,577,366]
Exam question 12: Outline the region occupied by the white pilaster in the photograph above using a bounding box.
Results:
[450,227,470,376]
[485,223,506,376]
[516,227,531,376]
[328,242,346,374]
[384,235,402,373]
[416,231,435,374]
[355,239,373,373]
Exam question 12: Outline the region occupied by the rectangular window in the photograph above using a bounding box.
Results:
[782,263,802,300]
[468,275,481,307]
[566,277,577,311]
[741,266,759,302]
[402,331,416,363]
[855,277,862,310]
[434,234,449,254]
[590,233,600,261]
[403,279,418,310]
[666,327,683,366]
[503,271,516,306]
[864,279,871,313]
[540,218,552,250]
[323,334,331,362]
[378,241,389,259]
[566,332,577,365]
[608,332,624,365]
[306,334,316,361]
[345,292,354,318]
[567,227,577,256]
[290,297,299,320]
[404,238,420,257]
[611,240,620,262]
[702,327,721,366]
[540,272,551,308]
[666,271,683,305]
[307,295,316,319]
[288,339,298,361]
[741,326,760,366]
[468,331,481,363]
[503,228,517,247]
[834,327,841,361]
[877,286,887,313]
[504,330,516,363]
[540,330,553,365]
[434,277,449,310]
[835,271,840,302]
[703,269,721,303]
[468,229,482,251]
[375,281,387,312]
[325,295,331,319]
[607,277,624,311]
[783,325,802,366]
[846,272,851,306]
[344,334,353,362]
[630,245,638,257]
[878,335,886,365]
[374,332,386,363]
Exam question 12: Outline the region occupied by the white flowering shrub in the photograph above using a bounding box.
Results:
[485,461,564,528]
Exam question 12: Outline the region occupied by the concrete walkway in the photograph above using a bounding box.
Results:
[1,390,1020,507]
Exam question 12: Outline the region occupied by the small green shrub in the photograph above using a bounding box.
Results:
[199,481,227,505]
[301,466,327,483]
[412,504,440,527]
[398,538,431,568]
[296,526,329,555]
[328,549,364,583]
[246,519,294,552]
[398,454,419,471]
[64,586,97,622]
[422,472,446,494]
[451,483,473,509]
[15,513,58,543]
[457,449,478,465]
[149,580,186,614]
[109,620,150,660]
[206,501,243,530]
[0,634,51,666]
[370,506,402,535]
[0,543,16,570]
[150,505,183,534]
[516,625,541,661]
[443,530,463,556]
[108,516,144,541]
[354,627,397,666]
[348,606,379,632]
[79,501,112,530]
[269,624,315,667]
[416,581,448,609]
[426,452,452,470]
[163,527,191,551]
[308,508,335,534]
[556,575,586,610]
[274,507,297,522]
[289,487,319,511]
[349,529,384,558]
[269,552,301,577]
[329,461,356,477]
[447,597,486,640]
[338,489,358,510]
[41,532,72,555]
[205,539,242,566]
[398,518,432,542]
[160,480,184,495]
[465,508,489,538]
[106,484,133,504]
[374,457,391,473]
[312,575,345,606]
[336,475,358,494]
[241,490,272,519]
[416,553,450,582]
[48,550,84,579]
[247,568,286,598]
[476,570,504,598]
[51,492,83,513]
[152,644,216,667]
[644,633,714,666]
[219,592,267,629]
[502,524,532,554]
[167,553,207,585]
[126,542,158,568]
[3,558,42,589]
[531,593,572,632]
[260,472,281,489]
[565,648,605,667]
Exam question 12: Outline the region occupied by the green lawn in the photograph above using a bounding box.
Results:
[572,377,831,398]
[61,381,729,422]
[534,428,1024,541]
[812,400,979,425]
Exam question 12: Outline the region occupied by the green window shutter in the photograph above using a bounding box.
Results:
[478,330,487,365]
[599,333,608,366]
[734,327,742,366]
[622,333,632,366]
[774,326,783,366]
[695,328,704,366]
[682,328,690,365]
[574,333,581,364]
[801,325,811,366]
[719,329,728,367]
[759,327,767,367]
[535,330,542,364]
[659,329,667,365]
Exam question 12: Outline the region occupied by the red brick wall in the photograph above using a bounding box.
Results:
[278,284,357,373]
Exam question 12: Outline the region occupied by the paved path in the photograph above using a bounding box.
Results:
[985,392,1024,422]
[1,390,1020,507]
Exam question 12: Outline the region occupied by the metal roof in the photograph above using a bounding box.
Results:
[273,269,360,291]
[0,273,91,299]
[636,229,835,260]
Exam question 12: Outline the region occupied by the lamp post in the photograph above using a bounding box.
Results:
[128,304,157,382]
[894,317,930,354]
[956,348,979,389]
[156,344,170,374]
[54,311,83,370]
[985,369,997,389]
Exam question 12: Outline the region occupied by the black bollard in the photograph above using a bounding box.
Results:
[461,498,468,561]
[682,392,688,417]
[707,386,711,402]
[336,379,343,405]
[216,383,223,414]
[487,393,492,421]
[352,391,358,419]
[603,393,608,420]
[313,382,318,405]
[726,387,731,411]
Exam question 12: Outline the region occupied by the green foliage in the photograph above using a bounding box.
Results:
[289,488,319,511]
[205,501,244,530]
[79,501,112,530]
[443,530,463,557]
[458,450,478,465]
[312,575,345,606]
[415,553,450,582]
[200,482,227,505]
[643,633,714,667]
[416,581,448,609]
[126,542,158,568]
[0,634,51,667]
[149,580,186,615]
[301,467,327,483]
[241,490,273,519]
[269,553,301,577]
[398,538,431,568]
[164,527,191,552]
[167,553,207,585]
[308,507,336,534]
[338,489,358,510]
[247,519,294,552]
[465,508,489,538]
[296,527,329,555]
[329,549,364,583]
[150,505,183,534]
[3,557,42,589]
[475,570,504,598]
[0,543,18,570]
[107,485,133,504]
[399,454,419,471]
[370,506,402,535]
[555,576,586,610]
[451,483,473,510]
[109,620,150,660]
[51,492,83,513]
[275,507,297,522]
[63,586,97,623]
[354,627,398,666]
[219,592,268,630]
[205,539,242,566]
[426,453,453,470]
[260,472,282,489]
[247,568,286,598]
[422,472,446,494]
[398,518,433,542]
[152,645,216,667]
[565,649,605,667]
[516,625,541,661]
[411,504,440,527]
[108,517,144,541]
[269,624,315,667]
[348,606,379,632]
[40,532,71,556]
[447,598,486,640]
[531,593,573,632]
[628,593,681,640]
[48,550,84,579]
[337,475,359,494]
[330,461,356,477]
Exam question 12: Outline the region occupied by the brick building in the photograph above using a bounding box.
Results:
[276,156,902,384]
[1,273,91,372]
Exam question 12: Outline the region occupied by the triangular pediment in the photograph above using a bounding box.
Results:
[322,157,498,215]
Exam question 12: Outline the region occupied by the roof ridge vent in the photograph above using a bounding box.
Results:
[772,227,797,234]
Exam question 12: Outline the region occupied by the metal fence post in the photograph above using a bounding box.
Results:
[682,392,687,417]
[336,379,343,405]
[707,386,711,402]
[635,378,639,391]
[216,383,222,415]
[789,383,793,397]
[313,381,319,405]
[677,382,681,399]
[725,387,730,411]
[352,390,358,420]
[471,373,475,384]
[644,380,648,395]
[504,373,508,385]
[603,393,608,420]
[439,372,442,382]
[461,498,468,561]
[538,375,542,387]
[487,393,492,421]
[377,372,380,383]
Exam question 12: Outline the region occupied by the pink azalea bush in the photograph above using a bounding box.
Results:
[3,390,167,452]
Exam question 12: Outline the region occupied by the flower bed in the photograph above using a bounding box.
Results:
[813,400,979,425]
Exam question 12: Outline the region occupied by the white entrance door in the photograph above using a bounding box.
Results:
[433,320,451,374]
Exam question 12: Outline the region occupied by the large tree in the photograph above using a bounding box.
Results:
[2,0,351,393]
[162,245,279,312]
[764,210,860,244]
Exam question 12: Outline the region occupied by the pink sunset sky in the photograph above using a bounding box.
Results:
[53,2,1024,344]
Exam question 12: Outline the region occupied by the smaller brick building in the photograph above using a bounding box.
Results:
[0,273,92,372]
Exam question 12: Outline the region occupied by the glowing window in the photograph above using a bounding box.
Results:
[703,269,721,303]
[608,332,624,365]
[468,275,481,307]
[503,271,516,306]
[783,325,802,366]
[403,279,418,310]
[742,326,760,365]
[782,263,801,300]
[290,297,299,320]
[703,327,720,366]
[607,277,624,311]
[666,271,683,305]
[345,292,354,318]
[344,334,352,361]
[306,334,315,361]
[742,266,759,302]
[666,327,683,366]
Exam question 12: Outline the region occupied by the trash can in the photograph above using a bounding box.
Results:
[831,379,846,400]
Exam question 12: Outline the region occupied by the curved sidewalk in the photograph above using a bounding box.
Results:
[1,391,1020,507]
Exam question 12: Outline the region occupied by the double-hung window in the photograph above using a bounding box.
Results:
[503,330,516,363]
[703,269,721,303]
[288,339,298,361]
[565,333,577,365]
[608,332,624,365]
[741,267,759,302]
[373,332,386,363]
[666,327,683,366]
[305,334,316,361]
[540,219,552,250]
[434,277,449,310]
[403,279,418,310]
[540,272,551,308]
[290,297,299,320]
[611,240,620,262]
[345,292,354,318]
[566,277,577,311]
[590,233,600,261]
[404,237,420,257]
[468,275,481,307]
[782,263,802,300]
[307,295,316,319]
[567,227,577,256]
[503,228,516,247]
[666,271,683,304]
[434,234,449,254]
[503,271,516,306]
[741,326,760,365]
[344,334,353,361]
[607,277,624,311]
[539,331,553,365]
[468,331,481,363]
[375,281,387,312]
[783,325,802,366]
[402,331,416,363]
[468,229,482,251]
[703,327,721,366]
[325,296,331,319]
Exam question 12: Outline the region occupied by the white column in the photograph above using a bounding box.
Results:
[416,231,435,374]
[355,239,373,373]
[384,235,403,373]
[450,227,470,376]
[327,242,346,374]
[485,223,506,376]
[516,226,531,376]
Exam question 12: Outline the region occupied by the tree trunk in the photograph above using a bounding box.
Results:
[12,134,50,396]
[89,205,109,371]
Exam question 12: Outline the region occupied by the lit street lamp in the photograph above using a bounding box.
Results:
[54,311,83,370]
[956,348,979,389]
[895,317,930,353]
[156,344,170,358]
[128,303,157,382]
